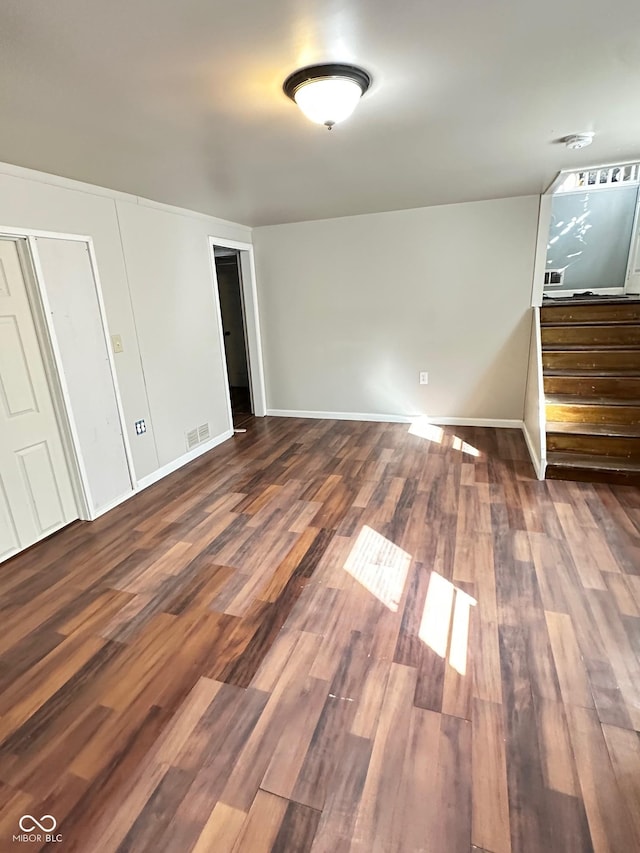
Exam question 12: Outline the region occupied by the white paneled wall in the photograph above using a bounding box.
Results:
[115,200,232,467]
[0,161,251,509]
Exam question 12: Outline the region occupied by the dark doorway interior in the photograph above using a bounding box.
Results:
[214,248,253,428]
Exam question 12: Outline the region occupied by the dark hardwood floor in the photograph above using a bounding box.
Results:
[0,416,639,852]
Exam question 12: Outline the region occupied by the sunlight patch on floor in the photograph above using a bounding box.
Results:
[451,435,480,457]
[408,418,480,457]
[419,571,477,675]
[408,417,444,443]
[343,525,412,612]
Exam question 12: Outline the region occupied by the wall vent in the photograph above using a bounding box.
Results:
[186,422,211,451]
[544,269,565,286]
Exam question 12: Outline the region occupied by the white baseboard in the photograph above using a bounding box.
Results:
[267,409,414,423]
[136,429,234,491]
[521,423,546,480]
[89,428,234,519]
[267,409,523,429]
[429,416,524,429]
[90,490,138,520]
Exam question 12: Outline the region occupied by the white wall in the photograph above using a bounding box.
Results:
[116,200,232,467]
[253,196,539,421]
[0,161,251,506]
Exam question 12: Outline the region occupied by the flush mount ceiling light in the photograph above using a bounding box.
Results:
[283,63,372,130]
[564,133,595,150]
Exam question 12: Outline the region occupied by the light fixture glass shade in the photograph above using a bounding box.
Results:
[293,77,364,126]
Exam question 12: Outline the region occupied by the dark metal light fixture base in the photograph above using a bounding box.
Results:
[283,63,372,101]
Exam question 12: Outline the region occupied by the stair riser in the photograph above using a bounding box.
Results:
[546,434,640,459]
[542,351,640,372]
[544,376,640,399]
[541,304,640,324]
[546,403,640,426]
[542,325,640,347]
[545,465,640,486]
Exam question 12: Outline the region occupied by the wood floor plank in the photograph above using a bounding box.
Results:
[191,801,247,853]
[437,712,472,853]
[220,630,323,812]
[545,610,595,709]
[230,790,289,853]
[586,589,640,730]
[566,705,639,853]
[471,698,511,853]
[309,733,372,853]
[533,697,579,797]
[270,799,322,853]
[601,723,640,846]
[392,706,442,853]
[351,662,418,852]
[499,623,551,853]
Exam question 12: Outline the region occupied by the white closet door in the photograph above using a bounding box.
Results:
[0,239,77,562]
[35,238,132,513]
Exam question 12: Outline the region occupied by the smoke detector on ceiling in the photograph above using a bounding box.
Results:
[564,133,595,150]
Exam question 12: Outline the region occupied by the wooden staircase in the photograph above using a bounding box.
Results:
[541,297,640,485]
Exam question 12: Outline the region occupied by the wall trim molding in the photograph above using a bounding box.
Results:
[430,417,524,429]
[136,429,234,491]
[91,427,234,518]
[522,422,546,480]
[90,490,140,519]
[266,409,524,429]
[267,409,414,423]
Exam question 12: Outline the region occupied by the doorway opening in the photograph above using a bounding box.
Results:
[213,246,253,429]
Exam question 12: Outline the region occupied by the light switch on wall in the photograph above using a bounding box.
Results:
[419,372,429,385]
[111,334,124,354]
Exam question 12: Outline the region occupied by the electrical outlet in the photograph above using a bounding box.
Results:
[134,419,146,435]
[111,334,124,354]
[419,372,429,385]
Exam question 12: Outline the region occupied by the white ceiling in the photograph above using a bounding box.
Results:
[1,0,640,226]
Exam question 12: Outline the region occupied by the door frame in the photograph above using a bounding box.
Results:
[0,226,136,521]
[208,237,267,424]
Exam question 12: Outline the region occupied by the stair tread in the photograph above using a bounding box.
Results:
[546,452,640,473]
[546,422,640,438]
[542,320,640,325]
[545,394,640,406]
[542,344,640,351]
[540,320,640,327]
[543,296,640,305]
[544,369,640,377]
